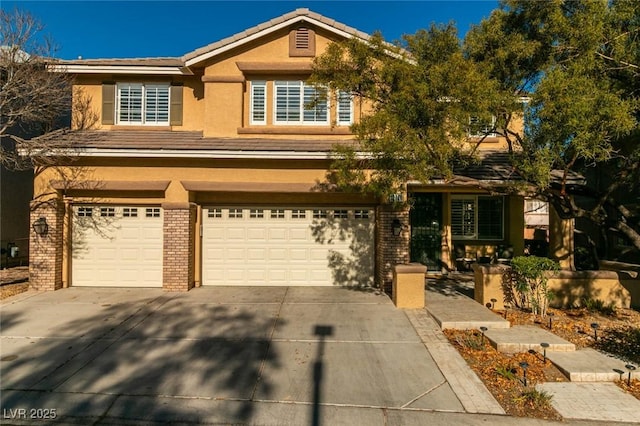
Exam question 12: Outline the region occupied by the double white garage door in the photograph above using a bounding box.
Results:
[202,207,375,286]
[72,205,374,287]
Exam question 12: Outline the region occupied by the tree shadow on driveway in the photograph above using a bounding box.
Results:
[0,292,284,424]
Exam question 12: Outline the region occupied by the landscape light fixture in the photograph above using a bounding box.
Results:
[32,217,48,236]
[626,364,636,386]
[613,368,624,381]
[590,323,599,341]
[503,304,510,319]
[479,326,488,345]
[540,342,550,364]
[392,219,402,237]
[548,312,554,330]
[490,298,497,310]
[519,361,529,387]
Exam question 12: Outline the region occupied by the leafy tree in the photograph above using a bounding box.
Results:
[0,8,73,170]
[312,0,640,257]
[465,0,639,255]
[310,26,496,199]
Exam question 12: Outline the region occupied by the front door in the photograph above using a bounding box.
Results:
[409,193,443,272]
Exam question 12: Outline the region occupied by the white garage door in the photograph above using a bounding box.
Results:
[72,206,163,287]
[202,207,375,286]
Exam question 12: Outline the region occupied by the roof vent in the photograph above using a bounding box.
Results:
[289,27,315,57]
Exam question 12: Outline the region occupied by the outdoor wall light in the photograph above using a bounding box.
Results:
[32,217,48,236]
[392,219,402,237]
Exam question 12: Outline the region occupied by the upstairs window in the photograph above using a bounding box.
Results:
[468,116,496,138]
[116,83,170,125]
[451,195,503,240]
[274,81,328,125]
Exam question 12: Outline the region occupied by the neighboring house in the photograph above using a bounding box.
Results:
[28,9,528,292]
[0,155,32,268]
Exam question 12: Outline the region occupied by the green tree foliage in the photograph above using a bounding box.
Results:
[465,0,639,253]
[312,0,640,254]
[310,26,496,199]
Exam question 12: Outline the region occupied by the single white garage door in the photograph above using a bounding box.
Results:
[72,206,163,287]
[202,207,375,286]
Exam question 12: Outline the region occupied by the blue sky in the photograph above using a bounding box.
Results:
[6,1,500,60]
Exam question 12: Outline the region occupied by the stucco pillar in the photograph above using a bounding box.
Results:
[376,205,410,293]
[508,195,525,257]
[549,205,574,270]
[162,202,196,292]
[29,198,64,291]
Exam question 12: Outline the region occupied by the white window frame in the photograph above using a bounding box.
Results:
[274,80,329,125]
[337,91,353,126]
[451,195,504,240]
[250,81,267,125]
[468,115,497,138]
[116,83,170,126]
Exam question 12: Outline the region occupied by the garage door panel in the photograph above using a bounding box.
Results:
[268,228,287,240]
[72,206,162,288]
[289,249,308,261]
[203,206,374,286]
[268,248,288,261]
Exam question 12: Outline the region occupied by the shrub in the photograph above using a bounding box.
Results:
[508,256,559,318]
[515,389,553,408]
[496,364,518,381]
[581,297,617,316]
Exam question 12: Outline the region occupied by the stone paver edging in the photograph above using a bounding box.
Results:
[404,309,505,415]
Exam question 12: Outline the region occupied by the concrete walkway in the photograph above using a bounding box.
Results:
[425,275,640,424]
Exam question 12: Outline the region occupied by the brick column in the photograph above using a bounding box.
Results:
[162,202,196,292]
[29,199,64,291]
[376,205,410,293]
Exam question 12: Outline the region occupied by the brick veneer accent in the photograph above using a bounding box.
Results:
[162,202,196,292]
[29,199,64,291]
[376,205,410,293]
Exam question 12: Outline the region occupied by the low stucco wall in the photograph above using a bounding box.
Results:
[473,264,640,310]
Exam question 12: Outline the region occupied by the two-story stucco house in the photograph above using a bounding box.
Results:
[28,9,527,292]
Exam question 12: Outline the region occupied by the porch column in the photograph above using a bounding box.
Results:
[376,205,410,292]
[549,205,574,270]
[162,202,196,291]
[29,198,64,291]
[508,195,525,257]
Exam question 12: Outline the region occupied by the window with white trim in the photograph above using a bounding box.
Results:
[250,81,266,125]
[451,195,504,240]
[274,81,328,125]
[116,83,170,125]
[337,91,353,125]
[468,116,496,137]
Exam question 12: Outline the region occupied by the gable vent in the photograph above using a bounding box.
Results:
[295,28,310,49]
[289,27,315,57]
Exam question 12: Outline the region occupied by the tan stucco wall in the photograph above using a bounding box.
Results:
[474,264,638,310]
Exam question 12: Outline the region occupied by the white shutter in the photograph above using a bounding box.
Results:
[451,197,476,239]
[337,91,353,125]
[250,81,266,124]
[145,85,170,124]
[117,83,143,124]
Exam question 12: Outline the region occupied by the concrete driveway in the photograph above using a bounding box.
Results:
[0,286,542,425]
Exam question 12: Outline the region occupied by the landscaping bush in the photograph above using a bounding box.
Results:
[506,256,559,317]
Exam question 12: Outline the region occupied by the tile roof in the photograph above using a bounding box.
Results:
[35,130,358,152]
[58,58,184,66]
[58,9,370,68]
[182,8,370,63]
